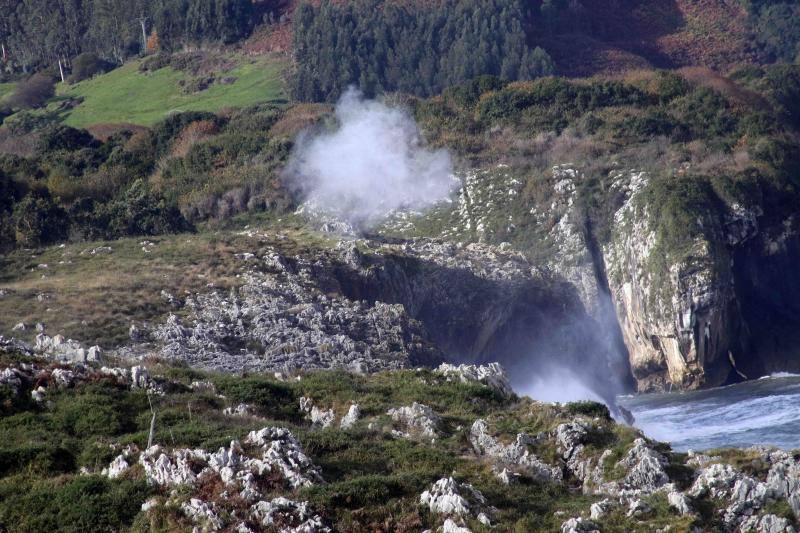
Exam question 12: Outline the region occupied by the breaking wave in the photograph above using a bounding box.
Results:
[619,373,800,451]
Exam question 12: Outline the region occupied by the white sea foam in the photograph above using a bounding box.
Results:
[620,375,800,451]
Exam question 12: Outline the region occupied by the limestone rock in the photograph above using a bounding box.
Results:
[617,438,669,492]
[181,498,223,531]
[690,463,741,499]
[560,517,600,533]
[626,498,652,518]
[667,490,693,516]
[420,477,491,523]
[0,367,22,394]
[250,497,330,532]
[436,363,513,397]
[339,404,360,429]
[388,402,442,439]
[470,419,561,482]
[739,514,797,533]
[300,396,335,429]
[590,498,614,520]
[223,403,258,417]
[103,455,130,479]
[244,427,324,488]
[50,368,75,388]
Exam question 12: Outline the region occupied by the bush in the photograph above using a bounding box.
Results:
[213,375,298,421]
[11,191,69,247]
[68,53,112,84]
[103,179,192,238]
[565,401,611,420]
[36,124,99,154]
[444,75,509,108]
[8,72,55,109]
[0,475,151,532]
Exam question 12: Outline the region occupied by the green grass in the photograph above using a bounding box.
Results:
[55,54,287,128]
[0,82,14,103]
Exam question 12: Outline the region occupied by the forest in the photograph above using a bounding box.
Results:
[291,0,555,101]
[0,0,275,76]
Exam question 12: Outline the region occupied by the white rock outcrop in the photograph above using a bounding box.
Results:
[469,419,561,482]
[388,402,442,439]
[250,497,330,532]
[339,404,360,429]
[420,477,492,526]
[436,363,514,397]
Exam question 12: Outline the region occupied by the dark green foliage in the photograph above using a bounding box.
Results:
[565,400,611,420]
[750,2,800,63]
[443,75,509,108]
[292,0,556,101]
[68,53,113,84]
[36,124,99,154]
[103,179,192,238]
[150,111,221,158]
[12,191,69,247]
[154,0,256,49]
[476,77,650,130]
[0,0,264,75]
[213,375,299,421]
[0,475,151,533]
[672,87,738,140]
[763,64,800,129]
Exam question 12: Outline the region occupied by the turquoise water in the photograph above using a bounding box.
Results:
[618,373,800,451]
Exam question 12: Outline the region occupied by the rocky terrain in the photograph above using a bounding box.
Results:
[1,347,798,532]
[99,229,627,410]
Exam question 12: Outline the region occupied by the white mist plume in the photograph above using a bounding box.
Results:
[514,367,606,405]
[287,88,456,227]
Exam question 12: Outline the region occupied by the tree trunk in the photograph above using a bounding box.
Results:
[1,44,6,61]
[140,18,148,55]
[58,58,65,83]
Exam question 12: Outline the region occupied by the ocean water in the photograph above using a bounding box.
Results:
[617,373,800,451]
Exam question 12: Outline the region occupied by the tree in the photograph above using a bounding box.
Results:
[8,73,55,109]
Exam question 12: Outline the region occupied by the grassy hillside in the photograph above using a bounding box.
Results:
[0,83,14,102]
[0,221,328,347]
[56,55,287,128]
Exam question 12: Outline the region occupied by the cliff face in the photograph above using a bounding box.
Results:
[541,165,800,392]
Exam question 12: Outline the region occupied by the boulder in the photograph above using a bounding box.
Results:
[617,438,669,492]
[560,517,600,533]
[388,402,442,439]
[420,477,491,524]
[340,404,360,429]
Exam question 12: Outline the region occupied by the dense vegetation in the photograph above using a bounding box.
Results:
[0,101,299,251]
[0,0,278,77]
[292,0,555,101]
[743,0,800,63]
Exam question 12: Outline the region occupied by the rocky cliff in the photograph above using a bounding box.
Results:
[391,163,800,393]
[533,165,800,392]
[132,231,627,408]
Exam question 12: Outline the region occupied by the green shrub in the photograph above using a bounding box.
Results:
[68,53,113,84]
[36,125,100,157]
[0,475,151,532]
[565,401,611,420]
[103,179,192,239]
[11,191,69,247]
[213,375,299,421]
